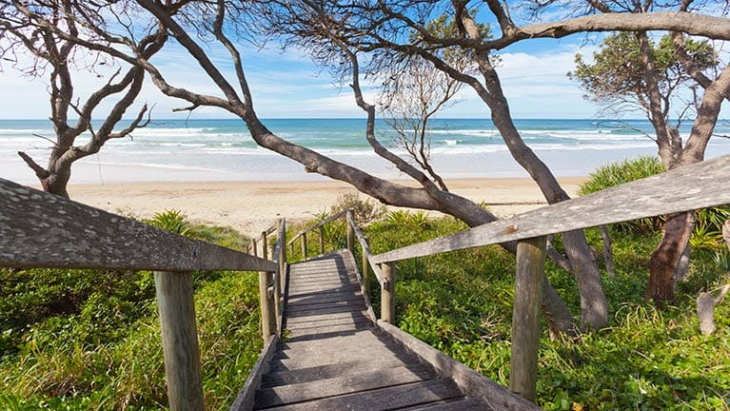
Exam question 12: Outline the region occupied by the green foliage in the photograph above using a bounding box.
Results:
[330,192,385,225]
[144,209,190,236]
[569,32,716,108]
[386,210,430,229]
[0,218,259,410]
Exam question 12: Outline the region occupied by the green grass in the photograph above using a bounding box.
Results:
[0,215,261,410]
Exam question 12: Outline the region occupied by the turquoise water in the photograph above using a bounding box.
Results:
[2,118,729,183]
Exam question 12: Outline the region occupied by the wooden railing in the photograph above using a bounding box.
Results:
[367,154,730,400]
[287,209,398,321]
[3,153,729,408]
[0,178,285,411]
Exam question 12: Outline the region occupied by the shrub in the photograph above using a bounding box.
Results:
[144,209,190,236]
[330,192,385,225]
[579,156,665,234]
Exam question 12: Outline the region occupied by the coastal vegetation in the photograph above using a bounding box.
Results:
[3,156,728,409]
[3,1,729,337]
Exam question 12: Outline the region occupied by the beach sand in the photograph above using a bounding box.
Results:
[66,177,586,238]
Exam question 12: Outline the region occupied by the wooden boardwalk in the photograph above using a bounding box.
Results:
[243,250,538,411]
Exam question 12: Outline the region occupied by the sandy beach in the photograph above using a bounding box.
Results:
[65,177,586,238]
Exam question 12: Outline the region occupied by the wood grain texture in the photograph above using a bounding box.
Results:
[0,178,275,272]
[235,251,534,411]
[230,334,279,411]
[154,271,205,411]
[509,237,547,401]
[372,154,730,264]
[377,321,542,411]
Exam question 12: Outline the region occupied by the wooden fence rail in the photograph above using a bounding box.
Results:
[0,178,281,411]
[367,153,730,401]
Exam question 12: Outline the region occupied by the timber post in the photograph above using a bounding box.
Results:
[301,233,307,259]
[346,219,355,253]
[362,245,370,295]
[261,231,268,260]
[509,236,547,402]
[278,220,287,316]
[252,239,258,258]
[319,227,325,254]
[258,270,276,340]
[381,262,395,323]
[154,271,205,411]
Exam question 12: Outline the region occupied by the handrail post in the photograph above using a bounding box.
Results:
[258,270,276,340]
[346,218,355,253]
[252,238,258,258]
[154,271,205,411]
[362,244,370,296]
[278,220,287,313]
[509,236,547,402]
[381,262,395,323]
[301,233,307,259]
[261,231,268,260]
[319,227,325,254]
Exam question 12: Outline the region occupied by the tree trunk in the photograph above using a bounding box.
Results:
[41,171,72,198]
[647,211,694,307]
[599,225,616,277]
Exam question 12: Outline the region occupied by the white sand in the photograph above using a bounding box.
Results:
[66,177,585,238]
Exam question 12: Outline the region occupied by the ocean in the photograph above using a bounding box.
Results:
[2,118,730,184]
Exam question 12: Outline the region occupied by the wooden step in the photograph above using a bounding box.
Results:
[254,365,437,408]
[261,358,407,387]
[271,346,405,370]
[254,379,463,411]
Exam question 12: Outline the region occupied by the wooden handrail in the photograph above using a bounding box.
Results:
[372,154,730,265]
[0,178,276,273]
[287,209,349,246]
[346,211,384,286]
[0,178,280,411]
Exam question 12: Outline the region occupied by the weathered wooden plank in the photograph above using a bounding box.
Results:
[372,154,730,264]
[287,291,364,306]
[288,288,360,299]
[254,365,436,408]
[510,237,547,401]
[287,322,372,338]
[285,315,372,331]
[230,334,279,411]
[275,330,390,353]
[398,398,492,411]
[256,379,463,411]
[285,305,367,319]
[377,321,542,411]
[287,298,366,313]
[154,271,205,411]
[261,359,407,387]
[0,178,275,272]
[271,344,402,370]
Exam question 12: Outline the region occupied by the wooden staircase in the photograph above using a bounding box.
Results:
[239,250,539,411]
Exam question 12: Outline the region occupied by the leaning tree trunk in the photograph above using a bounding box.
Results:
[18,149,72,198]
[647,211,695,307]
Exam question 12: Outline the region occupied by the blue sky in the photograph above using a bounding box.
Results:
[0,23,727,121]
